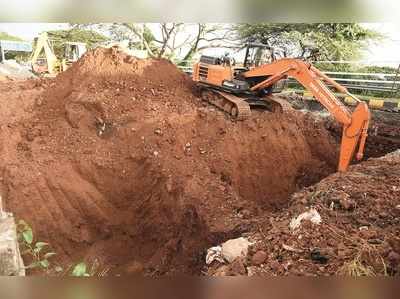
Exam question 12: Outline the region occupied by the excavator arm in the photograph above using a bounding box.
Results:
[30,32,59,75]
[243,58,370,172]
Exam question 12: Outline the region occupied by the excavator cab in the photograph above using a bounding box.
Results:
[193,42,287,95]
[239,43,287,93]
[64,42,86,62]
[62,42,87,71]
[243,42,275,68]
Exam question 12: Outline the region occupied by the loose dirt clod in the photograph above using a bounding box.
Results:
[1,47,397,276]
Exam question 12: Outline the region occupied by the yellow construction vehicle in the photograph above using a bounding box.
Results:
[30,32,87,75]
[192,43,370,172]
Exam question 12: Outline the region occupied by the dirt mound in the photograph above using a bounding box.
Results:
[212,151,400,276]
[40,46,194,116]
[1,47,340,275]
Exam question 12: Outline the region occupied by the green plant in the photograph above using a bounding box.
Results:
[71,262,90,277]
[17,220,60,272]
[70,259,109,277]
[17,220,110,276]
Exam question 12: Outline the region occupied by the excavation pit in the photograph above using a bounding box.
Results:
[1,48,397,275]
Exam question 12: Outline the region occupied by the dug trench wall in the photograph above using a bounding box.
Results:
[0,47,339,274]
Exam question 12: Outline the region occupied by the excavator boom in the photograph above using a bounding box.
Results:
[243,58,370,172]
[30,32,60,75]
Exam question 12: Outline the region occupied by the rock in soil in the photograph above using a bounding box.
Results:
[221,237,252,263]
[251,250,267,266]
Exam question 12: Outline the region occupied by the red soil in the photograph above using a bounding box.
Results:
[218,151,400,276]
[0,47,340,275]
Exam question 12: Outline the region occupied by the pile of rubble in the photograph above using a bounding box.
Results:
[205,151,400,276]
[0,59,35,80]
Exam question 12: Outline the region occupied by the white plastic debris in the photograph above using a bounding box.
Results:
[282,244,303,253]
[206,246,224,265]
[289,208,322,231]
[221,237,253,263]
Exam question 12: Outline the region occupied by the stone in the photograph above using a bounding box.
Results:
[221,237,252,263]
[213,265,229,277]
[339,198,355,211]
[229,258,247,275]
[246,266,258,277]
[124,261,144,275]
[270,260,282,273]
[388,251,400,265]
[0,212,25,276]
[251,250,267,265]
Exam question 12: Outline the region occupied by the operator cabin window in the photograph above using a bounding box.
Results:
[247,47,274,67]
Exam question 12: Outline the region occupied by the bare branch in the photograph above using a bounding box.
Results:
[121,23,157,58]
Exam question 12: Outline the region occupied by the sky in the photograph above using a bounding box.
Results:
[0,23,68,40]
[362,23,400,66]
[1,22,400,66]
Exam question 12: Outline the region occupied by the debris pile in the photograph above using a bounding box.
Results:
[206,151,400,276]
[0,60,35,80]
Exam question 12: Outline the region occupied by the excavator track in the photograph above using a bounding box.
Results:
[264,95,293,113]
[201,89,251,120]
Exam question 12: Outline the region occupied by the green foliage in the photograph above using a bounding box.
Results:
[236,23,381,61]
[0,31,23,41]
[45,28,108,57]
[120,23,160,54]
[70,260,109,277]
[358,65,398,74]
[237,23,392,98]
[17,220,110,276]
[0,32,27,61]
[290,61,400,98]
[71,262,90,277]
[17,220,58,272]
[47,28,107,46]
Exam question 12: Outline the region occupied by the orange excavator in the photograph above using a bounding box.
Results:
[192,43,370,172]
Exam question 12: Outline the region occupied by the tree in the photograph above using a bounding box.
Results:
[236,23,381,61]
[0,32,23,41]
[76,23,238,64]
[45,28,108,57]
[0,32,26,61]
